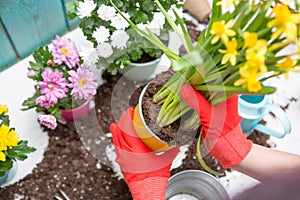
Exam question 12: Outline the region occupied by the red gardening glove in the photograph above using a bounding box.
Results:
[110,107,180,200]
[180,85,252,168]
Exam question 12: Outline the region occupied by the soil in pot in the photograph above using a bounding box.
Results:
[140,70,198,147]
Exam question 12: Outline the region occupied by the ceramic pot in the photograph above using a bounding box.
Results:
[61,96,92,121]
[133,83,175,152]
[166,170,229,200]
[118,57,161,81]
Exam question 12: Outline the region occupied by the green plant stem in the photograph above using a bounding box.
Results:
[196,128,221,176]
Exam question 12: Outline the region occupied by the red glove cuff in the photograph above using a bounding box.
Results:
[127,177,169,200]
[204,125,253,168]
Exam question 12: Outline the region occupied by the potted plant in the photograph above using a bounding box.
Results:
[111,0,300,167]
[67,0,185,80]
[22,35,98,130]
[0,104,36,185]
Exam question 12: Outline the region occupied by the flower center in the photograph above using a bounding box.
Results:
[79,78,86,87]
[212,21,225,35]
[226,40,237,54]
[274,4,291,23]
[247,55,263,68]
[280,58,293,70]
[61,47,69,55]
[244,33,258,48]
[48,83,56,91]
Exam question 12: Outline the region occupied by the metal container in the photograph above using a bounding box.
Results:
[166,170,229,200]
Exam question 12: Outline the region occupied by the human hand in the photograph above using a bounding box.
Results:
[180,85,252,168]
[110,108,179,199]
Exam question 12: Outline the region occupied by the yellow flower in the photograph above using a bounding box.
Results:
[0,104,8,115]
[243,32,258,49]
[245,40,268,61]
[267,3,300,40]
[219,39,238,66]
[277,57,296,71]
[246,75,262,92]
[210,20,236,44]
[234,66,263,92]
[0,124,19,154]
[234,48,268,92]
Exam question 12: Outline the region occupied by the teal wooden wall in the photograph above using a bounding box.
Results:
[0,0,79,72]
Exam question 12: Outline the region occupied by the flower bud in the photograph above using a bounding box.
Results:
[47,60,55,67]
[27,70,35,78]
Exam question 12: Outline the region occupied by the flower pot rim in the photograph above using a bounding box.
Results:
[129,57,161,68]
[61,96,92,113]
[138,83,169,145]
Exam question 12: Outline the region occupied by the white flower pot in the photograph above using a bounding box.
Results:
[0,162,18,187]
[118,57,161,81]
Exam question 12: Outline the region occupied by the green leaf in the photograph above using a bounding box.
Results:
[194,85,277,95]
[172,50,203,71]
[6,140,36,161]
[0,159,13,177]
[0,115,10,126]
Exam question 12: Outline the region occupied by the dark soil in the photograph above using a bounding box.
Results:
[141,71,197,145]
[0,20,271,199]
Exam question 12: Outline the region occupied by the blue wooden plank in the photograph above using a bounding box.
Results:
[63,0,79,30]
[0,21,17,72]
[0,0,69,59]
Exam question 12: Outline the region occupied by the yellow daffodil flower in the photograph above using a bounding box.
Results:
[210,20,236,44]
[234,66,263,92]
[219,39,238,66]
[0,124,19,156]
[0,104,8,115]
[277,57,297,71]
[243,32,258,49]
[245,40,268,61]
[246,74,263,92]
[267,3,300,40]
[276,57,298,78]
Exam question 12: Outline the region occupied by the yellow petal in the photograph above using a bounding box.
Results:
[211,35,220,44]
[0,151,6,161]
[230,55,237,66]
[221,54,230,65]
[226,29,236,37]
[291,14,300,24]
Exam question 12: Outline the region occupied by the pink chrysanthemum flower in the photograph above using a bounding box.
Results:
[36,68,68,108]
[38,115,57,130]
[49,35,80,68]
[36,95,57,109]
[68,66,97,100]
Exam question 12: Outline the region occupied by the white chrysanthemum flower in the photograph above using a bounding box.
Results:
[97,4,116,21]
[148,22,161,36]
[111,30,129,49]
[167,5,184,21]
[80,46,99,66]
[92,26,110,44]
[111,12,130,30]
[152,12,165,28]
[77,0,97,19]
[97,42,113,58]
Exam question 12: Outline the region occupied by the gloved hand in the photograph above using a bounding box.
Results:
[180,85,252,168]
[110,107,180,200]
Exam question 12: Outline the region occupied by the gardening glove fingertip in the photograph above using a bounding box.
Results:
[180,84,211,116]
